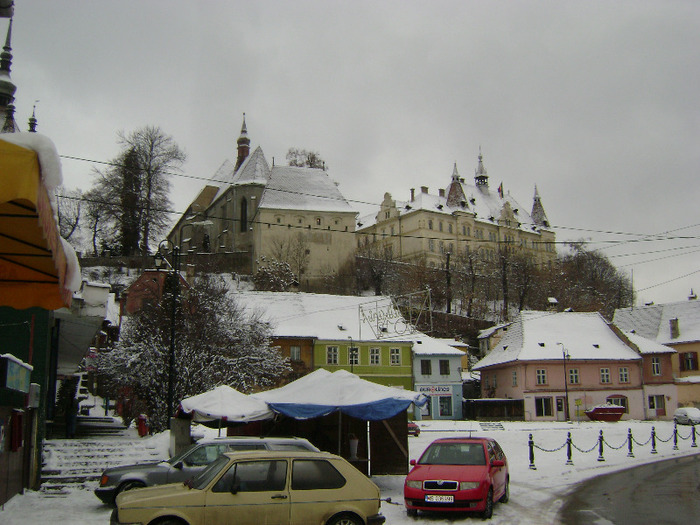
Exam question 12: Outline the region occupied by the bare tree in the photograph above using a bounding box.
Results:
[56,187,82,245]
[91,126,185,256]
[286,148,327,169]
[269,233,310,279]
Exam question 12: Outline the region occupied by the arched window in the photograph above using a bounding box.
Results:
[240,198,248,232]
[606,395,628,413]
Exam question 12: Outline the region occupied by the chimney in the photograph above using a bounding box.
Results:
[670,318,679,339]
[410,188,415,202]
[439,188,445,198]
[421,186,429,194]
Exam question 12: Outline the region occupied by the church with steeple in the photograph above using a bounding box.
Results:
[167,115,358,287]
[357,150,556,271]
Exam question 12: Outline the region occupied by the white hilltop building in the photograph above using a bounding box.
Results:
[168,116,358,287]
[356,150,556,270]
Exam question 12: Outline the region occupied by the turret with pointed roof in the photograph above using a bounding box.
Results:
[531,185,550,228]
[235,113,250,172]
[0,17,18,132]
[474,147,489,189]
[446,162,468,208]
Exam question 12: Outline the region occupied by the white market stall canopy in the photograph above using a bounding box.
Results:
[253,369,428,421]
[180,385,274,423]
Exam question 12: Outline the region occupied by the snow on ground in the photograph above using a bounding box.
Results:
[1,419,698,524]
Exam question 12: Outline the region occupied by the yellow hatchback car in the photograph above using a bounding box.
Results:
[111,450,386,525]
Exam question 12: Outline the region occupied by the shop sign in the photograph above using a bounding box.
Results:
[418,385,452,396]
[0,354,33,393]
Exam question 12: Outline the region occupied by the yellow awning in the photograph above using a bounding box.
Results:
[0,138,72,310]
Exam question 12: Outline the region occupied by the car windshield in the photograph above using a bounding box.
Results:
[166,443,201,465]
[418,442,486,466]
[188,455,231,490]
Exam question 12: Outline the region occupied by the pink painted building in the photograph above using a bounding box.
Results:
[473,311,663,421]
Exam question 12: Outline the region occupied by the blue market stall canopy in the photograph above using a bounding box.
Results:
[254,369,428,421]
[180,385,274,423]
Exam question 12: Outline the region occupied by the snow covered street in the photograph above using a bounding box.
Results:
[1,419,698,524]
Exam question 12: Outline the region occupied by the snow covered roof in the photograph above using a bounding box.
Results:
[359,165,545,234]
[623,331,675,355]
[473,310,641,370]
[478,322,511,340]
[613,300,700,345]
[260,165,355,213]
[233,291,415,342]
[411,336,466,356]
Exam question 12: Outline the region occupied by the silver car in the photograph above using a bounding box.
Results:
[95,436,319,505]
[673,407,700,425]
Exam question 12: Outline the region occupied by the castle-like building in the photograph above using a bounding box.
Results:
[357,151,556,270]
[168,117,358,286]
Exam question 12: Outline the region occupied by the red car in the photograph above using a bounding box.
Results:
[408,422,421,436]
[403,437,509,519]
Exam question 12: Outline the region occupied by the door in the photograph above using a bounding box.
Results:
[555,396,566,422]
[204,459,289,525]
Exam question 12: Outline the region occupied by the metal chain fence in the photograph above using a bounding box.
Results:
[528,424,698,469]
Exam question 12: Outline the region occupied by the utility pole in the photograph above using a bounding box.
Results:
[445,252,452,314]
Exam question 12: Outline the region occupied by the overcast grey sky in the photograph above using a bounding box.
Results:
[7,1,700,306]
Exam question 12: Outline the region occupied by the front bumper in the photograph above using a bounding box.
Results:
[95,486,118,505]
[404,487,487,513]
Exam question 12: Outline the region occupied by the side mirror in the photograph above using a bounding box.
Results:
[409,459,417,466]
[230,481,240,495]
[173,461,184,470]
[491,459,505,468]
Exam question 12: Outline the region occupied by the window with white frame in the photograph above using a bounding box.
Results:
[390,348,401,365]
[370,347,380,365]
[600,368,611,383]
[348,347,359,366]
[651,357,661,376]
[536,369,547,385]
[290,346,301,362]
[535,397,553,417]
[421,359,431,375]
[648,394,665,410]
[326,346,338,365]
[568,368,579,384]
[618,367,629,383]
[607,395,628,413]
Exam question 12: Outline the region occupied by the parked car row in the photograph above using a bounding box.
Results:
[104,432,511,523]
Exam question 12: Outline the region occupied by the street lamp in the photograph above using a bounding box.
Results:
[154,240,181,429]
[557,342,570,421]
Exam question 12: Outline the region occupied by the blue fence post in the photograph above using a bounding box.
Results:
[627,428,634,458]
[528,433,537,470]
[651,426,657,454]
[566,431,573,465]
[692,425,697,448]
[597,430,605,462]
[673,422,679,450]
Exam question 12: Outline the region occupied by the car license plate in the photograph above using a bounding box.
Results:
[425,494,454,503]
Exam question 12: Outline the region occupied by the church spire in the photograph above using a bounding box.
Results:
[474,146,489,188]
[27,101,38,132]
[531,185,550,228]
[0,17,18,132]
[235,113,250,172]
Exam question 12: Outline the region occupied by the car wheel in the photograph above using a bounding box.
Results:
[326,513,362,525]
[407,508,418,517]
[499,477,509,503]
[482,487,494,520]
[116,480,145,500]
